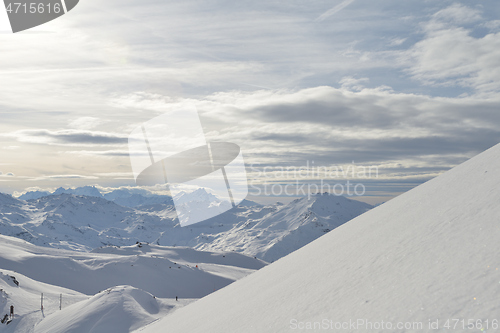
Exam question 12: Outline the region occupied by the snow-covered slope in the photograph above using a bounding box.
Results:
[34,286,190,333]
[194,193,372,262]
[102,188,173,208]
[0,234,265,299]
[0,233,265,332]
[173,188,233,226]
[1,192,371,261]
[0,194,172,252]
[138,143,500,333]
[0,269,87,333]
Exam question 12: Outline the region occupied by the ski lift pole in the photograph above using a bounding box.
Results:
[41,293,43,310]
[60,294,62,310]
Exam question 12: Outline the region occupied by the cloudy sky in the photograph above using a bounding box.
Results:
[0,0,499,204]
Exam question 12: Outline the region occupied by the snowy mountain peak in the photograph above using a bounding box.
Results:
[0,193,23,206]
[17,186,173,209]
[53,185,103,198]
[282,193,372,218]
[18,190,51,201]
[309,192,371,212]
[0,189,373,259]
[173,188,222,204]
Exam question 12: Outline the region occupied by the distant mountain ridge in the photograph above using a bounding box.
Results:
[18,186,174,208]
[5,188,372,262]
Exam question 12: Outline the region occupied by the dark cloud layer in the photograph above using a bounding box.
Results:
[8,129,128,146]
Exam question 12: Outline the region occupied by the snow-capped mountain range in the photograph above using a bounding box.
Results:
[2,143,499,332]
[19,186,173,208]
[0,186,372,331]
[2,188,372,262]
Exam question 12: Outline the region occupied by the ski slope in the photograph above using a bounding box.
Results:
[0,269,87,333]
[0,233,265,332]
[138,144,500,332]
[34,286,192,333]
[0,235,265,298]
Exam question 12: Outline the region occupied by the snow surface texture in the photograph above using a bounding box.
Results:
[3,191,371,262]
[0,235,264,298]
[138,144,500,333]
[0,268,87,333]
[0,234,264,332]
[34,286,190,333]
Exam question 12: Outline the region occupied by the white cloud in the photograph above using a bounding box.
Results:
[403,5,500,92]
[93,172,134,178]
[6,129,128,146]
[1,0,500,197]
[30,174,99,181]
[0,172,15,177]
[316,0,356,22]
[112,85,500,179]
[482,20,500,32]
[65,150,130,157]
[69,117,103,130]
[109,92,178,112]
[388,37,407,47]
[339,76,370,91]
[431,4,482,26]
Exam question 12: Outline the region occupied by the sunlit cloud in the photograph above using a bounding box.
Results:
[0,0,499,203]
[5,129,128,146]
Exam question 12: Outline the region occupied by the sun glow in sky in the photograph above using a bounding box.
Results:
[0,0,499,204]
